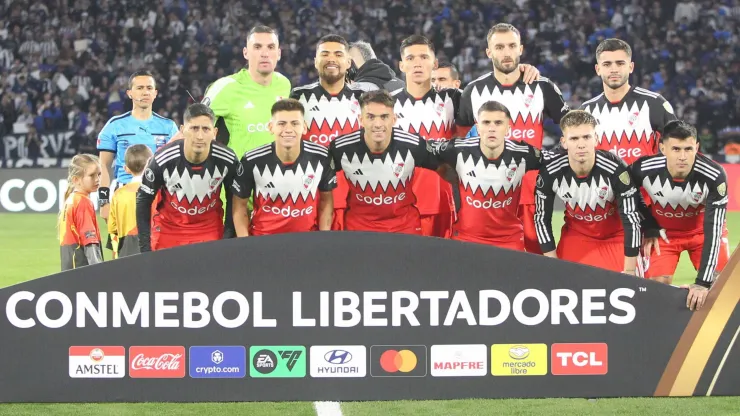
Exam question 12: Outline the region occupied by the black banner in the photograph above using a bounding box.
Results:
[1,130,77,168]
[0,232,737,402]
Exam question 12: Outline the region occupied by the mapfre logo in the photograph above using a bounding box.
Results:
[430,344,487,377]
[551,343,608,375]
[129,346,186,378]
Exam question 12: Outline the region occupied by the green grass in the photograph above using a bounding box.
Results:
[1,213,739,415]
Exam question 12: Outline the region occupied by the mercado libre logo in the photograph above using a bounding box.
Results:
[370,345,427,377]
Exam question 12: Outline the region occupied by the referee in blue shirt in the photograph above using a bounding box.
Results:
[96,70,178,248]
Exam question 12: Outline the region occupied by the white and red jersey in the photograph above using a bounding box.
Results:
[580,86,677,164]
[291,82,364,211]
[232,141,337,236]
[391,87,460,141]
[457,74,568,149]
[391,87,460,217]
[535,150,642,256]
[435,138,541,243]
[457,74,568,205]
[631,153,728,284]
[329,128,439,233]
[137,140,239,248]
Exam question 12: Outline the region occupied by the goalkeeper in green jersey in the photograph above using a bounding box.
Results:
[200,25,291,237]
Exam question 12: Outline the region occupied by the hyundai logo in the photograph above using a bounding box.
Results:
[324,349,352,365]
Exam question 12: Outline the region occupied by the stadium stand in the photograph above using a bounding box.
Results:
[0,0,738,159]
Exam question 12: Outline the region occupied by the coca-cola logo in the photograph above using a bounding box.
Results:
[129,346,186,378]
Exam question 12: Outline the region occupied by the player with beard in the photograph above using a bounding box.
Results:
[632,121,728,311]
[329,90,440,234]
[432,62,462,92]
[581,39,676,165]
[435,101,542,249]
[534,111,643,274]
[290,34,364,230]
[457,23,568,255]
[391,35,459,238]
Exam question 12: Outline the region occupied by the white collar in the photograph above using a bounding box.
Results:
[130,175,143,183]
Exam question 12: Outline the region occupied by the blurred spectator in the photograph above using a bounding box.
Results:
[0,0,737,160]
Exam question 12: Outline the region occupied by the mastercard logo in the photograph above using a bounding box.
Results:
[379,349,418,373]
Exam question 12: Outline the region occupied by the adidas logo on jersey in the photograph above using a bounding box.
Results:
[353,169,364,175]
[466,171,477,177]
[244,102,255,109]
[562,192,573,199]
[310,105,320,112]
[655,191,664,197]
[265,182,275,189]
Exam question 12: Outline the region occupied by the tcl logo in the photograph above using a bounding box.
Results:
[466,196,513,209]
[247,123,270,133]
[655,208,704,218]
[551,343,608,375]
[356,192,406,206]
[129,346,186,378]
[609,146,641,160]
[505,129,536,140]
[170,199,218,216]
[567,207,615,222]
[262,204,314,218]
[309,132,339,145]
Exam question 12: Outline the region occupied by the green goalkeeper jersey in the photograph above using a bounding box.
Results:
[202,68,291,158]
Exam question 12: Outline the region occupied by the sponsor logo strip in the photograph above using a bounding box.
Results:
[189,346,247,379]
[491,344,548,376]
[249,346,306,378]
[129,346,186,378]
[370,345,427,377]
[431,344,487,377]
[551,343,608,375]
[69,346,125,378]
[310,345,367,378]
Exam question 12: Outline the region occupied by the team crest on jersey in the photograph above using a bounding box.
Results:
[209,177,223,190]
[392,163,405,178]
[536,174,544,188]
[691,190,704,203]
[598,186,609,200]
[506,166,518,182]
[524,94,534,108]
[145,168,155,182]
[302,174,315,190]
[718,182,727,197]
[619,171,630,185]
[350,100,361,115]
[628,111,640,126]
[435,102,445,116]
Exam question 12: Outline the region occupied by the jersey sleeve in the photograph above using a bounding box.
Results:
[231,156,255,199]
[319,156,338,192]
[611,159,642,257]
[97,118,117,152]
[416,139,441,170]
[74,198,100,246]
[431,139,458,168]
[696,167,728,287]
[136,156,165,252]
[202,77,234,119]
[629,157,661,237]
[651,95,678,138]
[534,167,557,253]
[455,83,476,127]
[525,144,543,172]
[329,142,343,172]
[446,88,462,121]
[541,78,569,124]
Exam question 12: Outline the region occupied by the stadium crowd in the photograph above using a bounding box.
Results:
[1,0,739,159]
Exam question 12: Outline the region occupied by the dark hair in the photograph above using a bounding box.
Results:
[359,90,395,109]
[477,101,511,119]
[595,38,632,61]
[400,34,435,57]
[560,110,598,131]
[486,23,521,44]
[662,120,697,142]
[436,61,460,81]
[128,69,156,90]
[317,34,348,50]
[271,98,305,116]
[124,144,153,175]
[247,25,278,44]
[183,103,216,124]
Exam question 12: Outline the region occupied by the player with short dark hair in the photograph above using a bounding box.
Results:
[391,34,459,238]
[136,104,240,252]
[432,61,461,91]
[457,23,568,254]
[581,38,676,164]
[97,69,179,224]
[232,99,337,236]
[290,34,365,231]
[632,120,729,310]
[535,110,643,274]
[435,101,542,249]
[329,90,440,234]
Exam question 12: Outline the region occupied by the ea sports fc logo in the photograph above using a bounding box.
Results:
[379,349,418,373]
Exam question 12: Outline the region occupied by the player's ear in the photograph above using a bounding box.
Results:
[212,126,218,138]
[658,141,665,155]
[302,120,308,136]
[242,46,248,61]
[560,136,567,150]
[433,58,439,70]
[267,120,275,134]
[629,61,635,74]
[277,47,281,61]
[485,47,492,59]
[594,63,600,76]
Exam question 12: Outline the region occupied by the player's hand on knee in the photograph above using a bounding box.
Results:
[680,283,709,311]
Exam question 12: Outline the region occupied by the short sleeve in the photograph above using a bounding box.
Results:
[97,119,117,152]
